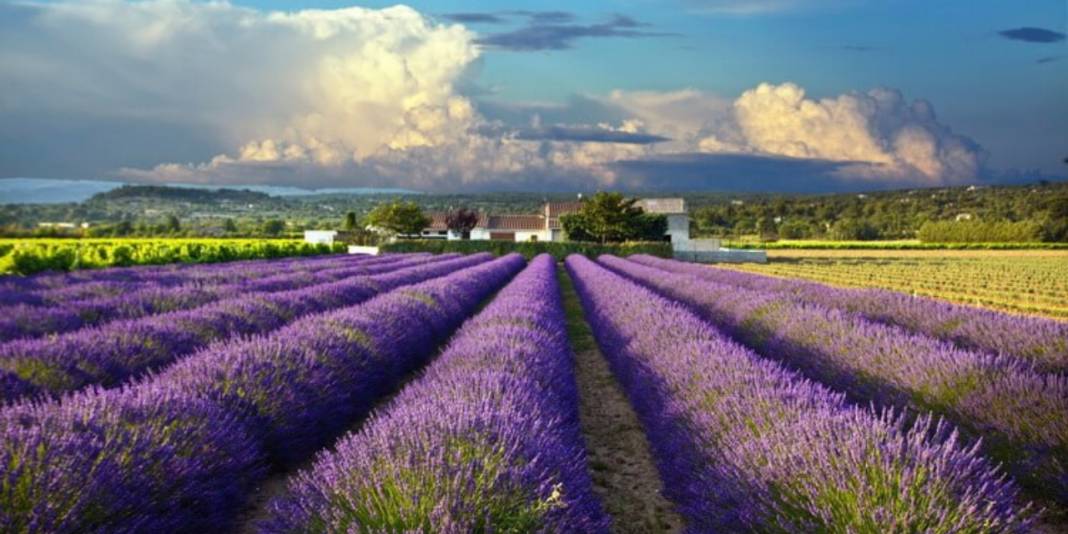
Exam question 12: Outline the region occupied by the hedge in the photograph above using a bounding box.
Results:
[0,239,345,276]
[916,221,1045,243]
[380,239,673,261]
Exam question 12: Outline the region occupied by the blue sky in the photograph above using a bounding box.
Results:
[1,0,1065,192]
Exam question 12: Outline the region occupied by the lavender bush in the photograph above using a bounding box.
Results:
[262,254,609,533]
[160,252,524,463]
[0,253,488,403]
[20,253,365,303]
[0,383,263,532]
[15,252,395,305]
[629,254,1068,374]
[0,249,354,294]
[0,253,430,341]
[0,254,524,532]
[602,254,1068,504]
[568,254,1031,532]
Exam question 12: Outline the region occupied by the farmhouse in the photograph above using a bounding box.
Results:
[302,197,765,263]
[422,198,691,244]
[420,212,551,242]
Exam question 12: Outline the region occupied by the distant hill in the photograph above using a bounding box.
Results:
[0,178,420,204]
[1,178,1065,242]
[90,185,272,204]
[0,178,124,204]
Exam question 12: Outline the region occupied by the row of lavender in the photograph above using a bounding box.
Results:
[630,254,1068,374]
[600,255,1068,506]
[0,253,486,403]
[0,253,420,341]
[568,254,1032,531]
[0,254,375,309]
[1,254,525,532]
[262,255,609,532]
[0,247,354,293]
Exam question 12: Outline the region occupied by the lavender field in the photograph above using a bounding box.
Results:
[1,251,1064,532]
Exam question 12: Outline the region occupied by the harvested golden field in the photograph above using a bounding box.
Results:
[722,249,1068,319]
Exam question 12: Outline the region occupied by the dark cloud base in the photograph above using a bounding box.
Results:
[998,27,1066,43]
[111,152,1068,195]
[476,14,675,51]
[609,153,1067,193]
[609,153,862,193]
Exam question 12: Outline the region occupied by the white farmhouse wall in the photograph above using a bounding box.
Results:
[304,230,338,245]
[348,245,380,255]
[514,230,551,242]
[665,214,690,243]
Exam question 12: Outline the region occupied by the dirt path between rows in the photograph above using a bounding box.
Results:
[558,266,684,533]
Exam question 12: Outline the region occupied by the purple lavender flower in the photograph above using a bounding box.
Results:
[629,254,1068,374]
[601,254,1068,506]
[0,253,436,342]
[0,253,490,403]
[568,254,1032,532]
[1,249,352,293]
[262,254,609,532]
[0,383,264,532]
[1,254,524,531]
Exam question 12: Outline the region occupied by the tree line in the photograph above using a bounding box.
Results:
[689,181,1068,242]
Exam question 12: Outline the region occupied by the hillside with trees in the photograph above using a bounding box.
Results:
[0,181,1065,242]
[685,181,1068,242]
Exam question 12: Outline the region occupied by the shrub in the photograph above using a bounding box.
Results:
[918,220,1044,243]
[380,239,672,261]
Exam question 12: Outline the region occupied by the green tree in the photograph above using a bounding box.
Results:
[114,220,134,237]
[262,219,286,236]
[222,218,238,234]
[561,192,665,243]
[633,213,668,241]
[343,211,359,231]
[364,200,431,237]
[779,219,812,239]
[830,218,881,240]
[756,216,778,241]
[165,214,181,234]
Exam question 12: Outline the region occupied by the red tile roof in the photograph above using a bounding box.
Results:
[545,201,583,229]
[486,214,546,231]
[545,201,584,218]
[425,212,489,231]
[426,212,449,231]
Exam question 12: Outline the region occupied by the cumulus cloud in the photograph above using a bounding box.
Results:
[3,1,481,182]
[1,1,987,192]
[729,83,984,182]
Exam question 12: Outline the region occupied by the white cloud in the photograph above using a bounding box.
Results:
[1,1,984,190]
[599,83,984,185]
[726,83,984,183]
[4,0,481,178]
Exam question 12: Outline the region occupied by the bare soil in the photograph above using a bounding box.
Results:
[558,266,684,533]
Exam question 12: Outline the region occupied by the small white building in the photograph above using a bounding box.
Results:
[635,198,689,244]
[304,230,339,245]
